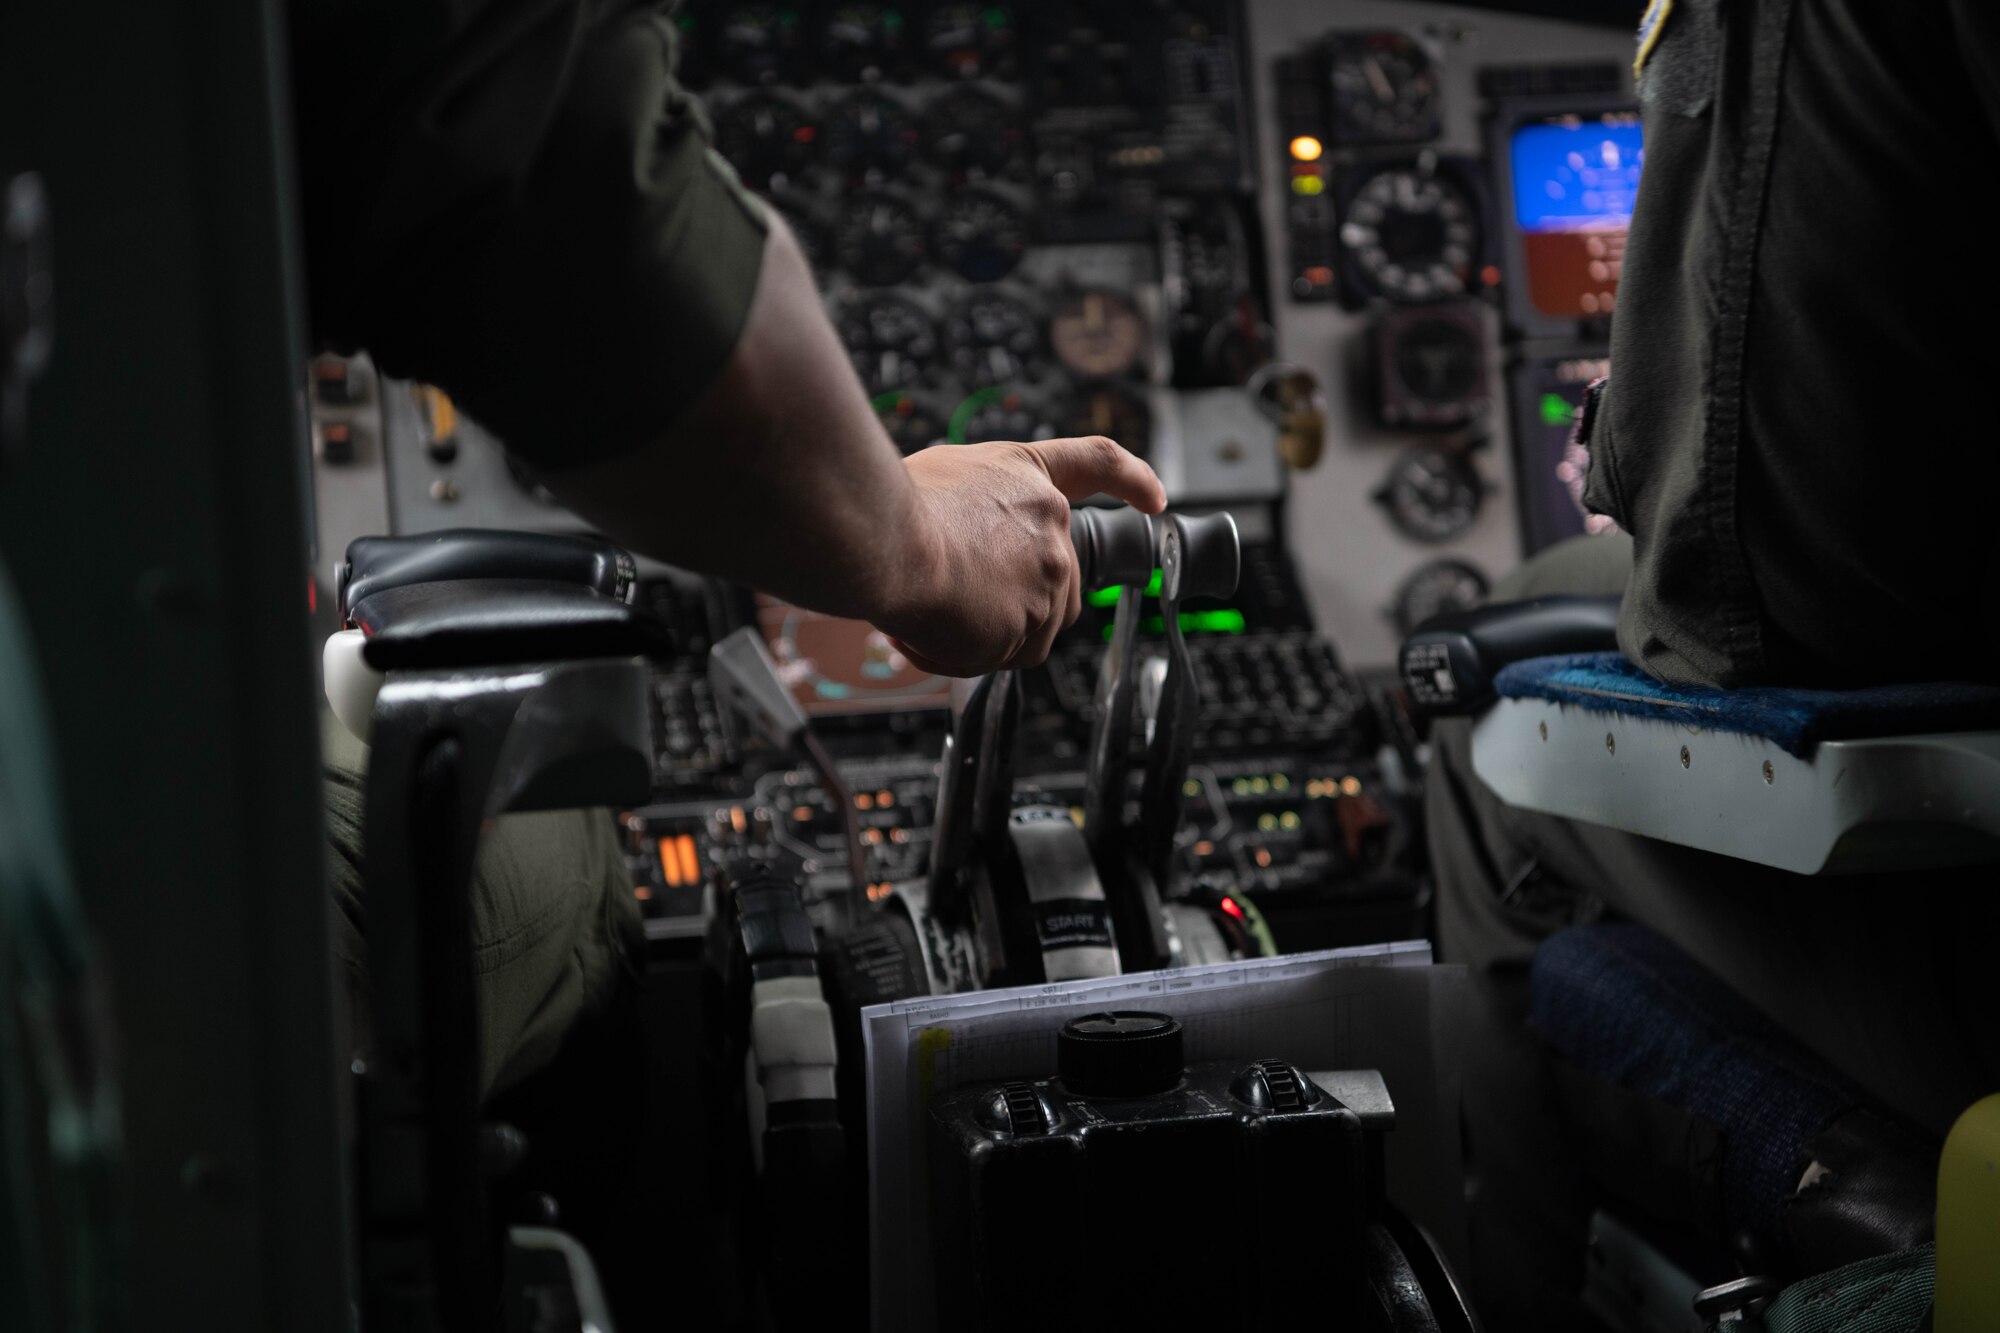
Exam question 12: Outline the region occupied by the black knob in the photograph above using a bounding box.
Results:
[978,1082,1052,1136]
[1159,512,1240,602]
[1230,1059,1320,1113]
[1056,1011,1183,1098]
[1070,506,1156,592]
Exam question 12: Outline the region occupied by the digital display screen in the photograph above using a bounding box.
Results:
[1508,114,1644,319]
[755,596,953,718]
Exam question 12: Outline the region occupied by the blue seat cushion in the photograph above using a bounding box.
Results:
[1493,652,2000,757]
[1531,923,1860,1249]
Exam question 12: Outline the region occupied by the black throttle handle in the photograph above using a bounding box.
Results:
[1160,511,1241,603]
[1070,506,1156,592]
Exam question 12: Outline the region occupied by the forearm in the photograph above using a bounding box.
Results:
[538,218,919,621]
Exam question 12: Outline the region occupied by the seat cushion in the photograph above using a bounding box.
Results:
[1494,652,2000,756]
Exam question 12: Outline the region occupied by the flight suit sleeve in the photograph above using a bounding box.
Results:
[293,0,768,470]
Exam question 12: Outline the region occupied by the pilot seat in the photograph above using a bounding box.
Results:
[1401,594,2000,1333]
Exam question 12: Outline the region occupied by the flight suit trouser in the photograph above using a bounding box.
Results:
[1426,534,2000,1327]
[319,713,643,1103]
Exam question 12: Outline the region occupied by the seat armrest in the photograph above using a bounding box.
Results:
[1399,595,1621,718]
[340,528,634,621]
[350,577,675,671]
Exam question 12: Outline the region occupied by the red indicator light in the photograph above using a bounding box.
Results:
[1219,896,1247,921]
[793,126,816,143]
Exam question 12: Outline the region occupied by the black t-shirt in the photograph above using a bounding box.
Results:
[1588,0,2000,687]
[288,0,768,470]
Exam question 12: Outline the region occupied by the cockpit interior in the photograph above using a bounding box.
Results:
[3,2,1993,1330]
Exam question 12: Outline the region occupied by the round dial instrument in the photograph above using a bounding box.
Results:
[1391,558,1490,635]
[713,4,807,85]
[832,192,926,286]
[821,4,911,81]
[950,387,1052,445]
[945,292,1043,386]
[933,189,1029,283]
[1061,385,1153,460]
[837,293,938,394]
[1049,290,1147,379]
[872,390,945,455]
[1389,315,1481,405]
[1326,31,1441,145]
[1340,166,1480,303]
[925,2,1017,78]
[713,93,816,187]
[1375,446,1484,543]
[823,89,921,175]
[926,87,1020,176]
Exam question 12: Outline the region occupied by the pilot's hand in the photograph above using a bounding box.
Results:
[877,436,1166,676]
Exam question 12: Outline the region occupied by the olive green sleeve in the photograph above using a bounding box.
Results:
[295,2,768,469]
[320,712,642,1102]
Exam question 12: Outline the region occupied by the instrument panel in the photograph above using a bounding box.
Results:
[304,1,1642,962]
[682,0,1266,462]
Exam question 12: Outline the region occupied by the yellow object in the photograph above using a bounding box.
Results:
[411,382,459,445]
[1289,135,1324,162]
[1937,1093,2000,1332]
[1633,0,1674,78]
[1289,174,1325,196]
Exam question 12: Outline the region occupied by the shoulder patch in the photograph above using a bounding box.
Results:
[1634,0,1674,78]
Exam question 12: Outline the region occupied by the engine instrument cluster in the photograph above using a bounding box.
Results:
[681,0,1265,452]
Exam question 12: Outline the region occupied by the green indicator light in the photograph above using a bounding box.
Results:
[1099,606,1247,638]
[1279,811,1301,830]
[1539,393,1575,429]
[1271,774,1291,792]
[985,6,1009,28]
[1257,813,1278,832]
[780,9,800,26]
[946,386,1007,445]
[883,10,904,30]
[1085,569,1165,608]
[1184,609,1247,634]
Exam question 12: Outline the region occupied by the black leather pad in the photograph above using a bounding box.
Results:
[350,578,673,671]
[341,529,635,622]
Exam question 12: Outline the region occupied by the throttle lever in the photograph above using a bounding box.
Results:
[928,674,992,924]
[928,506,1154,934]
[1074,508,1159,853]
[1135,512,1240,893]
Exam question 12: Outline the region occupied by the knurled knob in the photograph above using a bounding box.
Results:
[1056,1011,1184,1098]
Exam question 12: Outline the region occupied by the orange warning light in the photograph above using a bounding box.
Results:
[1289,135,1324,162]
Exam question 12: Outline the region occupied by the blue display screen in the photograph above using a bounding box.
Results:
[1510,116,1645,232]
